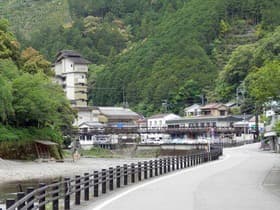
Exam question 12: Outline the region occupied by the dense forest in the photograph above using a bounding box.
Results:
[0,19,75,159]
[1,0,280,116]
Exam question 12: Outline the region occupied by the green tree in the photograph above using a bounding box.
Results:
[0,19,20,64]
[0,76,14,124]
[20,47,53,76]
[247,61,280,104]
[12,73,75,130]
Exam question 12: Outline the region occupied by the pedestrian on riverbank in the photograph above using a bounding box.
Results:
[72,149,80,162]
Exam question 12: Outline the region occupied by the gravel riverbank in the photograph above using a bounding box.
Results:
[0,157,150,184]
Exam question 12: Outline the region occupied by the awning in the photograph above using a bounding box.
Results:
[34,140,58,146]
[264,131,277,138]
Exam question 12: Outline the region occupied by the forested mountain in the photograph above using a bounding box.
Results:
[1,0,280,116]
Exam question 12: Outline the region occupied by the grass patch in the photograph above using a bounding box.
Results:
[80,147,115,158]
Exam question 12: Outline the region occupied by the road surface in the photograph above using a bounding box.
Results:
[84,143,280,210]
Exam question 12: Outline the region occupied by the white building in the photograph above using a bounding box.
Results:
[147,113,182,129]
[184,104,201,117]
[53,50,90,107]
[73,106,100,127]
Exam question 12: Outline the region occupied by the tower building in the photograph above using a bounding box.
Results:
[53,50,90,107]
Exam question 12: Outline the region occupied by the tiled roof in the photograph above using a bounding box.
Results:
[98,107,140,120]
[69,57,91,65]
[200,103,226,109]
[148,113,172,119]
[55,50,90,64]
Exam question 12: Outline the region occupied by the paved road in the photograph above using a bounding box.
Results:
[85,143,280,210]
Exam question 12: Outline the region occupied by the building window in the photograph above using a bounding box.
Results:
[212,122,216,127]
[220,110,226,116]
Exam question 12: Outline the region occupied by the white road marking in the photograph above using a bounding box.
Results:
[92,154,230,210]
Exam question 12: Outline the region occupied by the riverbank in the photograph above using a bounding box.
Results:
[0,157,149,184]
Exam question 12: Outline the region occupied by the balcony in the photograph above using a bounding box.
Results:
[75,92,87,100]
[74,67,88,73]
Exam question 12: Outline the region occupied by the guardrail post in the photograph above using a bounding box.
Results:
[123,164,128,185]
[84,173,90,200]
[64,178,70,210]
[109,168,114,191]
[102,169,107,193]
[163,158,167,173]
[116,166,121,188]
[52,182,59,210]
[172,157,175,171]
[167,157,171,172]
[26,187,35,210]
[180,156,183,169]
[176,156,179,170]
[149,160,153,178]
[144,161,148,179]
[131,163,135,183]
[38,183,46,210]
[154,160,158,176]
[159,159,162,175]
[93,171,99,197]
[138,162,142,181]
[184,156,187,168]
[192,154,195,166]
[75,175,81,205]
[17,192,25,210]
[6,198,15,209]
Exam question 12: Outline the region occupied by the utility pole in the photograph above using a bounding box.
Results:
[236,83,246,106]
[200,94,205,106]
[255,104,260,142]
[162,99,168,113]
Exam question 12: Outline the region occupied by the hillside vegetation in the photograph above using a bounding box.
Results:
[0,0,72,40]
[0,19,75,159]
[1,0,280,115]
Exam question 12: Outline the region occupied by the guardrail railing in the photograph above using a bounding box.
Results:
[4,148,223,210]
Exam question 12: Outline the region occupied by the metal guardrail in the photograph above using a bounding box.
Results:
[4,148,223,210]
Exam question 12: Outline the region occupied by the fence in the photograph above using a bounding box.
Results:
[4,148,223,210]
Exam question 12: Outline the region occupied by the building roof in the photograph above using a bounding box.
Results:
[79,121,104,128]
[54,50,90,64]
[232,114,253,121]
[69,57,91,65]
[73,106,96,112]
[225,101,237,107]
[167,115,241,124]
[184,104,201,112]
[200,103,227,110]
[148,113,172,119]
[98,107,140,120]
[34,140,58,146]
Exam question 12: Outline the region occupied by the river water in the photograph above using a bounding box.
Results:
[0,177,60,202]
